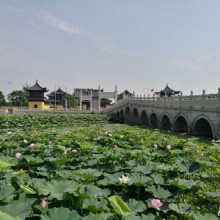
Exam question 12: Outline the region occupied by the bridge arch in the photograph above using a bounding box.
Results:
[192,115,214,138]
[174,114,189,133]
[120,109,124,117]
[140,110,149,125]
[132,108,140,123]
[150,112,158,128]
[125,106,131,123]
[160,114,172,130]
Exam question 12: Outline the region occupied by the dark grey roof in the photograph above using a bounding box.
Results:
[24,81,48,92]
[155,84,180,96]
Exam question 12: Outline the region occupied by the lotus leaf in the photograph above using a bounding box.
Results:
[34,179,78,200]
[0,184,15,201]
[108,195,132,216]
[41,207,81,220]
[146,185,172,199]
[0,200,32,219]
[0,211,21,220]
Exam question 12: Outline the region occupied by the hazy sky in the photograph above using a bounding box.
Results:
[1,0,220,96]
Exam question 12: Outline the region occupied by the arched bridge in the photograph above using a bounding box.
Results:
[102,89,220,139]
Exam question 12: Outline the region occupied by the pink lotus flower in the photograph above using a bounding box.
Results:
[166,145,171,150]
[199,153,204,157]
[154,144,158,149]
[151,198,163,210]
[29,143,35,148]
[63,151,67,156]
[72,149,77,154]
[15,153,22,158]
[40,199,47,208]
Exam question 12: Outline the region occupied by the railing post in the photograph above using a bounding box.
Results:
[190,91,193,109]
[218,88,220,109]
[202,89,206,109]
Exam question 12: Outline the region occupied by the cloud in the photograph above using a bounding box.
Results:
[38,11,81,35]
[175,56,212,73]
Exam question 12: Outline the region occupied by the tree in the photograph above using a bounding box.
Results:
[0,91,6,106]
[64,93,77,108]
[8,90,28,107]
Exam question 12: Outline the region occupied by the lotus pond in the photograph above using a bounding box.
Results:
[0,114,219,220]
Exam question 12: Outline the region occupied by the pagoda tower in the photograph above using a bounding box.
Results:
[24,81,48,109]
[155,84,180,97]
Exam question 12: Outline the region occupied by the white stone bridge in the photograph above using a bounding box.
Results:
[102,89,220,139]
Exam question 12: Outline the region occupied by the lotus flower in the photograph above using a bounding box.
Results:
[119,135,124,139]
[40,199,47,208]
[15,153,22,158]
[151,198,163,210]
[29,143,35,148]
[166,145,171,150]
[118,174,130,184]
[199,153,204,157]
[154,144,158,149]
[72,149,77,154]
[7,131,12,135]
[63,151,67,156]
[108,133,113,137]
[23,139,28,144]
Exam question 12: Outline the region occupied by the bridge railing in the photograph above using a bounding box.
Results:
[103,89,220,113]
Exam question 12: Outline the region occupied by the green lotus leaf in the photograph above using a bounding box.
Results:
[169,203,191,214]
[77,184,110,198]
[41,208,81,220]
[72,168,102,180]
[132,165,155,175]
[34,179,78,200]
[127,199,146,214]
[0,184,16,201]
[20,184,36,194]
[170,178,197,190]
[0,160,12,170]
[151,173,164,185]
[0,200,32,219]
[192,212,219,220]
[82,198,108,212]
[123,213,162,220]
[200,191,220,198]
[108,195,132,216]
[83,212,113,220]
[0,211,21,220]
[130,174,152,186]
[176,160,201,174]
[146,185,172,199]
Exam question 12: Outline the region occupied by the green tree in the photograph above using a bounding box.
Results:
[64,93,77,108]
[8,90,28,107]
[0,91,6,106]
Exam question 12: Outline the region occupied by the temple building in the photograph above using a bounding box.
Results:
[155,84,180,97]
[118,90,134,101]
[74,86,118,111]
[24,81,49,110]
[48,88,66,108]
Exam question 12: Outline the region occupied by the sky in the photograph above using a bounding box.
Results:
[0,0,220,97]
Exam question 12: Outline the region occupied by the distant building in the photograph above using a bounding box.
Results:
[118,89,134,100]
[48,88,66,108]
[74,86,118,111]
[155,84,180,97]
[24,81,49,110]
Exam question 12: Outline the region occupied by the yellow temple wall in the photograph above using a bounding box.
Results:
[28,102,50,110]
